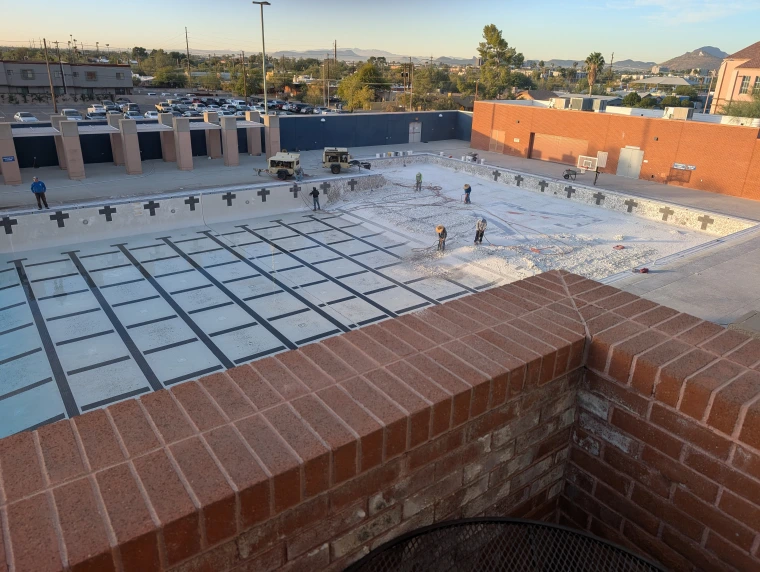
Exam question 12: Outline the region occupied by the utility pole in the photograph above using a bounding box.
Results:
[96,41,99,58]
[252,2,270,112]
[53,41,67,95]
[326,53,331,106]
[43,39,58,113]
[241,51,248,100]
[609,52,614,81]
[185,27,191,77]
[409,57,414,111]
[334,40,337,66]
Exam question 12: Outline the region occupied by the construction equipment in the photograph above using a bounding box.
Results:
[267,152,301,180]
[323,147,352,174]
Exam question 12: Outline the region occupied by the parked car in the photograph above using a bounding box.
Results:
[144,111,159,119]
[147,92,157,96]
[217,110,235,117]
[116,97,131,104]
[250,105,266,113]
[101,99,116,107]
[13,111,38,123]
[313,107,326,114]
[170,110,182,117]
[106,109,121,115]
[160,92,170,96]
[87,104,106,114]
[182,110,201,117]
[61,108,83,121]
[123,111,142,119]
[120,103,140,113]
[85,112,107,120]
[300,106,314,114]
[156,102,173,112]
[206,104,220,111]
[235,111,248,116]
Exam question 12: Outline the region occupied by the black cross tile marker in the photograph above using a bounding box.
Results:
[99,205,117,222]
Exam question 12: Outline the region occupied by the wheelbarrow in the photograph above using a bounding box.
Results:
[563,169,578,181]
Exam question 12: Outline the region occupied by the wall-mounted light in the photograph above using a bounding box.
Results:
[321,118,326,122]
[439,114,443,117]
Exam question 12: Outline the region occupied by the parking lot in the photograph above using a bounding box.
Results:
[0,91,343,123]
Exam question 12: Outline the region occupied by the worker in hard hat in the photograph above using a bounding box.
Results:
[463,184,472,204]
[474,218,487,245]
[436,225,447,252]
[415,172,423,192]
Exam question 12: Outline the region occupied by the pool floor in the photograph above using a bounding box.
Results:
[0,210,499,438]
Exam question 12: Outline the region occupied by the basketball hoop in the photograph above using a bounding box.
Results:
[576,155,598,175]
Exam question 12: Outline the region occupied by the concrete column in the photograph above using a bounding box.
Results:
[158,113,176,162]
[264,115,280,160]
[49,115,67,170]
[0,123,22,186]
[173,117,193,171]
[59,121,85,180]
[245,111,262,156]
[107,114,125,166]
[119,119,143,175]
[203,111,222,159]
[220,116,239,167]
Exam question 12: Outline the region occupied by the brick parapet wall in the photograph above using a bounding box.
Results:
[0,271,759,571]
[559,276,760,572]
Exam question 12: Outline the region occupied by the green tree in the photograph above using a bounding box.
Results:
[635,96,657,108]
[721,91,760,118]
[337,74,374,111]
[475,24,523,99]
[132,46,148,61]
[356,63,388,97]
[153,67,187,88]
[232,72,261,97]
[303,83,324,106]
[201,73,221,91]
[660,95,681,107]
[680,99,694,108]
[675,85,699,100]
[584,52,605,95]
[622,92,641,106]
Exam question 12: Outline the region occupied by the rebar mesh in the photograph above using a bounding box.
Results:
[345,518,665,572]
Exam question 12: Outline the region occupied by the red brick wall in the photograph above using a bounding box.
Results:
[472,102,760,201]
[0,273,584,572]
[560,276,760,572]
[1,271,759,572]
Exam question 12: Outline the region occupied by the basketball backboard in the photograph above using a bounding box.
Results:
[577,155,598,173]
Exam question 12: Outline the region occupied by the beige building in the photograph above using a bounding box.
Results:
[709,41,760,113]
[0,61,133,96]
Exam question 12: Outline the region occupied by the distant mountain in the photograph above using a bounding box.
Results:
[526,58,655,71]
[659,47,724,71]
[697,46,728,59]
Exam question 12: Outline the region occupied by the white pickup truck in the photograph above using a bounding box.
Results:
[87,104,106,114]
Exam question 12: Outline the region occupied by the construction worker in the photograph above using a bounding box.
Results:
[310,187,321,211]
[463,184,472,204]
[415,172,422,192]
[474,218,487,245]
[436,225,447,252]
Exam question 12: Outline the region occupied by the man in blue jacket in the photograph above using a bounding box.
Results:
[31,177,49,210]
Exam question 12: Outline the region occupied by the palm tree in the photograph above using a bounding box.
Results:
[585,52,605,95]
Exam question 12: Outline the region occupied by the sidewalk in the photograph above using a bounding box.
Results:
[4,139,760,221]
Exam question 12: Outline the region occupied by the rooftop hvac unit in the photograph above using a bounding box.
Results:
[664,107,694,120]
[570,97,593,111]
[550,98,570,109]
[592,99,607,112]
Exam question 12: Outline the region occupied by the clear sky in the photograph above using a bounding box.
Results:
[1,0,758,62]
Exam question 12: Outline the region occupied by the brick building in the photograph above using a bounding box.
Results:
[710,41,760,114]
[471,100,760,200]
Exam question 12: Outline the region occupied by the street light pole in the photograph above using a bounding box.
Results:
[252,1,271,113]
